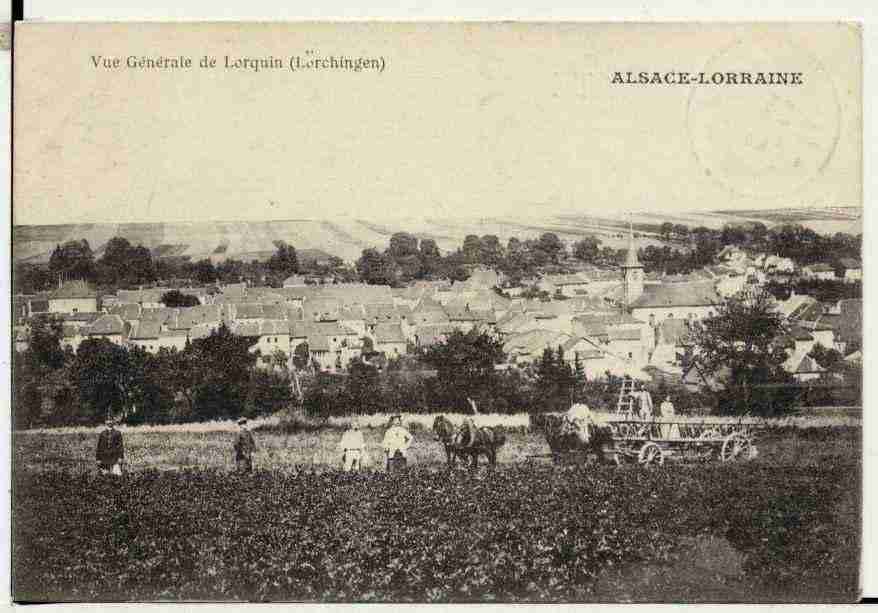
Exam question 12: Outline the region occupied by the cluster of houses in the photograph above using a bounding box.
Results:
[13,228,862,389]
[714,245,862,285]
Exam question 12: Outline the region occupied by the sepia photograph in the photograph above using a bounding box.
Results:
[11,22,863,602]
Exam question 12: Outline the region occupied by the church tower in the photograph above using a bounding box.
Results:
[621,216,644,308]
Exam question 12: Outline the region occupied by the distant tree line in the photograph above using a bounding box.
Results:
[13,236,357,295]
[639,223,861,276]
[14,221,862,296]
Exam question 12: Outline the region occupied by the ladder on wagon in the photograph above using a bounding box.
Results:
[616,377,640,417]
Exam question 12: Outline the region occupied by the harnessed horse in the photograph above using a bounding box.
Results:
[432,415,506,468]
[538,413,616,465]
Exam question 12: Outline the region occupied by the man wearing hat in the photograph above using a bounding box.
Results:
[234,417,256,473]
[96,416,125,476]
[339,418,366,472]
[382,415,413,469]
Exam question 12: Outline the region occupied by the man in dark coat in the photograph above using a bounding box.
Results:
[234,417,256,473]
[96,417,125,475]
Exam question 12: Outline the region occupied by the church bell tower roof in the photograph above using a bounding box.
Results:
[623,215,642,269]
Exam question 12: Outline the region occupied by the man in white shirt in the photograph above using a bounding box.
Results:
[566,403,593,444]
[382,415,413,469]
[636,389,654,420]
[660,395,680,439]
[339,419,367,472]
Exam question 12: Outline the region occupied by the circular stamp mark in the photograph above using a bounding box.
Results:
[686,33,841,199]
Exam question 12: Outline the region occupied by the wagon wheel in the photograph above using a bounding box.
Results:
[699,428,720,441]
[720,434,755,462]
[637,442,665,466]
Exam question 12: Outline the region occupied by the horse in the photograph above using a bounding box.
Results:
[432,415,507,468]
[536,413,617,465]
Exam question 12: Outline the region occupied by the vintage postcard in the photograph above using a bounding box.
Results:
[11,22,862,602]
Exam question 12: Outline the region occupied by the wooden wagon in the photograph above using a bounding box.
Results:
[603,419,758,466]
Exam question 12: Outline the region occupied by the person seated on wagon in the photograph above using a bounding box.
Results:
[635,389,654,420]
[382,414,413,467]
[565,403,594,444]
[660,395,681,439]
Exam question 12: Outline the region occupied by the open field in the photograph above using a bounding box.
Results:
[13,417,860,602]
[13,432,860,602]
[14,414,861,473]
[12,206,861,264]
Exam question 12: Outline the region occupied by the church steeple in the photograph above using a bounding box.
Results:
[624,216,641,268]
[621,213,644,308]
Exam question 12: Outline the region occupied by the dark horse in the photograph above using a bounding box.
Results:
[433,415,507,468]
[535,413,617,465]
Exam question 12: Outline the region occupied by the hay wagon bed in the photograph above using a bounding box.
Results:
[603,420,758,466]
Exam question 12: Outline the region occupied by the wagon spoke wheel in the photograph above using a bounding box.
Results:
[721,434,754,462]
[637,442,664,466]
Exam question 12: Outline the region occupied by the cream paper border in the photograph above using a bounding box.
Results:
[4,4,875,611]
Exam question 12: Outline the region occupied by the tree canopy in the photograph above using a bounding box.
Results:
[688,288,793,415]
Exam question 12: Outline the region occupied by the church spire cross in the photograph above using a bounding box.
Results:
[623,212,642,269]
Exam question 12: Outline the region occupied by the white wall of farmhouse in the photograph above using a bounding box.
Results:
[49,297,97,314]
[633,304,715,323]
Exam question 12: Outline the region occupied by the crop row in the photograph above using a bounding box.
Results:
[13,462,860,602]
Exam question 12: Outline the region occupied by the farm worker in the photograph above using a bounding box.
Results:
[458,416,479,448]
[565,403,593,444]
[234,417,256,473]
[636,389,654,420]
[339,419,366,472]
[382,415,413,464]
[96,417,125,476]
[660,396,681,439]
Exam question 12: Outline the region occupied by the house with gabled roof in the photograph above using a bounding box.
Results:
[84,314,127,345]
[106,303,142,323]
[783,351,826,382]
[232,319,291,367]
[803,263,836,281]
[816,298,861,355]
[539,273,590,298]
[503,329,573,365]
[413,323,457,348]
[338,304,368,337]
[372,323,408,357]
[839,258,861,283]
[48,281,98,315]
[628,282,720,324]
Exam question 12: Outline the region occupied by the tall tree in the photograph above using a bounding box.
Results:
[387,232,420,259]
[572,236,602,263]
[420,328,506,407]
[268,242,299,276]
[70,338,134,423]
[688,288,792,415]
[49,239,95,283]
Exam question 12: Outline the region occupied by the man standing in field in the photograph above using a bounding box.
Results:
[382,415,413,469]
[234,417,256,473]
[96,417,125,476]
[339,419,367,472]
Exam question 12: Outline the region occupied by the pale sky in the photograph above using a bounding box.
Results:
[14,22,862,225]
